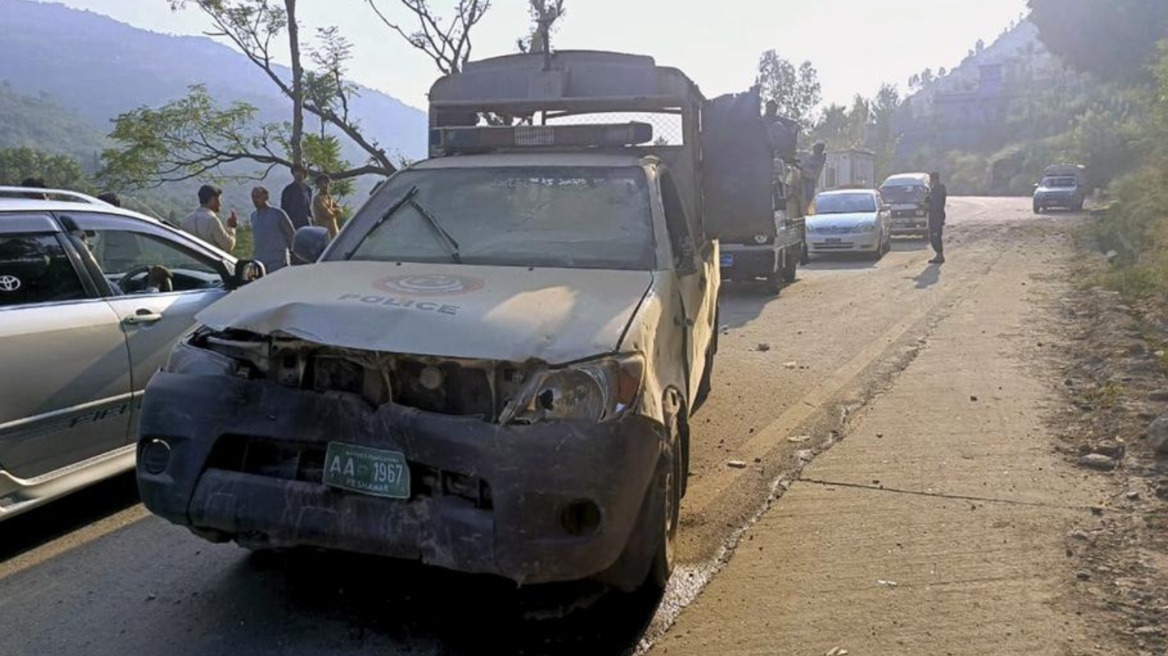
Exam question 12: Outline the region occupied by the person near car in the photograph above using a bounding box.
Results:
[249,186,296,273]
[801,142,827,210]
[181,184,237,252]
[20,177,49,200]
[925,171,948,265]
[312,173,342,239]
[280,164,313,230]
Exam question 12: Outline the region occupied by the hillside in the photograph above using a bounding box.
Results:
[0,82,108,162]
[0,0,428,164]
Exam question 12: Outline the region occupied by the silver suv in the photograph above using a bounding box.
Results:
[0,187,255,520]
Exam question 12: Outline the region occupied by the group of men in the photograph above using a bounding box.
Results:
[180,164,343,272]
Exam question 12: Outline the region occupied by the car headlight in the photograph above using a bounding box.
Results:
[502,355,645,424]
[853,223,877,233]
[163,337,239,376]
[753,234,769,245]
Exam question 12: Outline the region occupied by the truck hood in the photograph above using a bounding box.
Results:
[196,261,654,364]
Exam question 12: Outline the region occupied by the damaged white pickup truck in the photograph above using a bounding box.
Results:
[137,50,778,592]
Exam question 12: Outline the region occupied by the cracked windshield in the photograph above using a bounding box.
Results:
[3,1,1167,655]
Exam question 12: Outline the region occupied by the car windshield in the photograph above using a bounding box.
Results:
[879,183,926,203]
[343,166,656,270]
[1043,177,1077,188]
[815,192,878,214]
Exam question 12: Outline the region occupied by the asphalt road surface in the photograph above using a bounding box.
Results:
[0,197,1057,656]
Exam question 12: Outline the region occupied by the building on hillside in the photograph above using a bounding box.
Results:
[818,148,877,191]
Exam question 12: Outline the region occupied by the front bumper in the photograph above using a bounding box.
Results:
[1034,194,1076,208]
[137,372,665,587]
[808,232,880,252]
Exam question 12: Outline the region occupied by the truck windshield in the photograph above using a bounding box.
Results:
[815,193,878,214]
[344,166,656,270]
[879,184,925,204]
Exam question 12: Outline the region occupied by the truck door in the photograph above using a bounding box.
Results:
[660,171,714,403]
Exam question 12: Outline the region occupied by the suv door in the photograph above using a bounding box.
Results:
[64,213,231,440]
[0,217,132,480]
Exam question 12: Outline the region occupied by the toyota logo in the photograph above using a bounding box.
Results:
[0,275,21,292]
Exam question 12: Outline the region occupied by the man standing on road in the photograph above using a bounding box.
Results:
[280,164,313,230]
[249,186,296,273]
[925,171,948,265]
[181,184,237,252]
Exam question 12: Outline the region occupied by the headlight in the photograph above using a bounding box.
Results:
[163,337,238,376]
[805,224,819,234]
[853,223,877,233]
[503,355,645,424]
[753,234,769,245]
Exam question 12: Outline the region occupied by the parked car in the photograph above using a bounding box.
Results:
[806,189,892,259]
[0,187,260,520]
[879,172,931,238]
[1033,165,1087,212]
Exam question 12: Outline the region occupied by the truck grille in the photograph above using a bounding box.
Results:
[207,436,494,509]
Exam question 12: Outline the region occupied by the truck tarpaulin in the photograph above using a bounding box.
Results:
[701,87,778,242]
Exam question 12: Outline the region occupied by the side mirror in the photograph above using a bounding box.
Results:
[293,226,330,263]
[230,259,266,288]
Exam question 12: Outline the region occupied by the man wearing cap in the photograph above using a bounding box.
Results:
[181,184,238,252]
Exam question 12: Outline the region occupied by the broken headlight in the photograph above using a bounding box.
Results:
[163,337,239,376]
[503,355,645,424]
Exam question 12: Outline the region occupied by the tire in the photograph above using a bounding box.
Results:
[648,391,684,591]
[781,249,798,283]
[1033,203,1042,214]
[764,271,783,295]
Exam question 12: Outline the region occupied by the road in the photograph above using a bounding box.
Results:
[0,197,1079,656]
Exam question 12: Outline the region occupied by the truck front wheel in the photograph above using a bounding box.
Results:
[648,390,684,591]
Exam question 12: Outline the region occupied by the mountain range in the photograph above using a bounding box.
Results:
[0,0,428,200]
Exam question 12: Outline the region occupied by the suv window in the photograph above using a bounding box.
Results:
[0,234,87,307]
[83,230,222,294]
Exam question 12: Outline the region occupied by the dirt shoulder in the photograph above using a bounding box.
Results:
[649,218,1132,655]
[1048,235,1168,655]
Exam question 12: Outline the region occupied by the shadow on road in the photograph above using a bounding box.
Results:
[890,238,929,252]
[0,472,140,563]
[912,264,942,289]
[198,550,664,656]
[717,280,784,329]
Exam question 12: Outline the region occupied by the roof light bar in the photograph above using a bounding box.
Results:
[430,122,654,154]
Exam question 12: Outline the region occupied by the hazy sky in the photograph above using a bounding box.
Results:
[39,0,1030,110]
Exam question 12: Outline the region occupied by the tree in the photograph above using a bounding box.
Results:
[103,0,499,192]
[920,68,935,87]
[0,147,90,190]
[975,38,986,55]
[518,0,567,54]
[366,0,491,75]
[755,50,822,128]
[1028,0,1168,80]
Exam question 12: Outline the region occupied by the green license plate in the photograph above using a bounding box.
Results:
[323,443,411,499]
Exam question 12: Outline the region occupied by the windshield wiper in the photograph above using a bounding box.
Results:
[345,185,419,260]
[407,198,462,264]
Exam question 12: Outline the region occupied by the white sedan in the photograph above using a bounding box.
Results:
[806,189,892,259]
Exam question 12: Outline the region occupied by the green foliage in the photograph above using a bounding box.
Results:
[756,50,821,128]
[1091,43,1168,300]
[99,85,287,191]
[0,147,91,190]
[1028,0,1168,81]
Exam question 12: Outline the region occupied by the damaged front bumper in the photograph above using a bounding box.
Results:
[136,372,666,587]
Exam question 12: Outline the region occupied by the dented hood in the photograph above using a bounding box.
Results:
[196,261,654,364]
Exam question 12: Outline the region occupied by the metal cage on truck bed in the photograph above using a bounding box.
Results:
[427,50,782,243]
